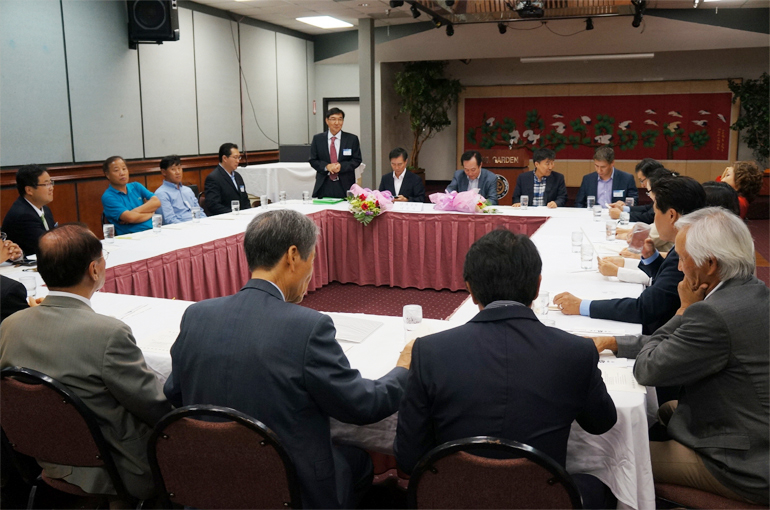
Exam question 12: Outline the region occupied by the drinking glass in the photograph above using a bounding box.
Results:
[581,243,593,270]
[625,197,635,207]
[403,305,423,332]
[191,207,201,223]
[279,191,287,205]
[103,224,115,243]
[587,196,596,209]
[520,195,528,210]
[302,191,311,204]
[19,276,36,298]
[231,200,240,214]
[534,291,550,317]
[619,211,630,226]
[606,220,617,241]
[571,231,583,253]
[260,195,269,208]
[592,205,602,221]
[152,214,162,233]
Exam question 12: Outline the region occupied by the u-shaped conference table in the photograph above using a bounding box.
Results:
[2,201,656,509]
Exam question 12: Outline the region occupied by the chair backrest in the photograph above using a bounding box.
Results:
[407,436,583,509]
[148,405,302,509]
[0,366,131,498]
[188,184,200,200]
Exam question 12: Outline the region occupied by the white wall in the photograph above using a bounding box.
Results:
[0,2,314,166]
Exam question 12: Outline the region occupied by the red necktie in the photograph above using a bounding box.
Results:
[330,136,339,181]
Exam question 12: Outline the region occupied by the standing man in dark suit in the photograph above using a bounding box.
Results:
[555,176,707,336]
[203,142,251,216]
[378,148,425,203]
[631,208,766,505]
[1,164,56,256]
[446,150,498,205]
[395,229,617,508]
[512,147,567,208]
[164,209,413,509]
[310,108,362,199]
[574,146,638,208]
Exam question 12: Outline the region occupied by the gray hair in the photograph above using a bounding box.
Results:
[675,206,755,281]
[244,210,318,271]
[594,145,614,163]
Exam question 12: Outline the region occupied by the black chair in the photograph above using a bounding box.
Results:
[148,405,302,509]
[188,184,200,200]
[407,436,583,509]
[0,366,137,508]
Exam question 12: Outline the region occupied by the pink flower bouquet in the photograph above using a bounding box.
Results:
[429,189,492,213]
[347,184,394,225]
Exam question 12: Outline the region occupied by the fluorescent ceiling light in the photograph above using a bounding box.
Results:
[521,53,655,63]
[296,16,353,29]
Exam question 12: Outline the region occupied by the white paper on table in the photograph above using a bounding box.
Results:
[567,328,628,337]
[138,329,179,353]
[337,341,356,352]
[598,365,646,393]
[327,314,383,343]
[115,230,158,240]
[599,357,636,368]
[392,202,423,212]
[96,303,151,320]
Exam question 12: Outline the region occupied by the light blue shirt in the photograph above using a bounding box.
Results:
[596,169,614,207]
[154,180,205,224]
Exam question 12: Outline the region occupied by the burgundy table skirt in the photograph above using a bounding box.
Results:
[103,209,548,301]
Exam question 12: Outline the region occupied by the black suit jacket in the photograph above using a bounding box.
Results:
[395,304,616,474]
[378,171,426,203]
[309,131,362,198]
[164,279,407,508]
[512,170,568,207]
[1,276,28,323]
[574,168,639,208]
[590,248,681,335]
[203,165,250,216]
[1,196,55,255]
[630,203,654,223]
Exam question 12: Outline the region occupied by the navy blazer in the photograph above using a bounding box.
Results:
[164,279,407,508]
[203,165,250,216]
[1,275,28,323]
[395,305,616,474]
[309,131,362,198]
[446,168,498,205]
[630,203,654,224]
[378,171,426,203]
[590,248,681,335]
[512,170,568,207]
[574,168,639,208]
[1,196,55,255]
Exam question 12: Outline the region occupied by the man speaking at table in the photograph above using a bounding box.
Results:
[446,150,498,205]
[395,229,617,508]
[310,108,362,199]
[164,209,413,509]
[204,142,250,216]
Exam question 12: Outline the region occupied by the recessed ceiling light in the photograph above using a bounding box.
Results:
[359,3,369,6]
[296,16,353,29]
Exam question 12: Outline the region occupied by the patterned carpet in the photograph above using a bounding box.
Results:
[301,282,470,320]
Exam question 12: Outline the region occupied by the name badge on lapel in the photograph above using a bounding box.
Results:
[240,185,246,192]
[343,148,352,156]
[613,190,624,198]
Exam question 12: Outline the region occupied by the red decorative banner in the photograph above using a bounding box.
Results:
[464,93,732,161]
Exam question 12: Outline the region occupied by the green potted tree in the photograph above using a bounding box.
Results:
[728,72,769,167]
[394,61,463,182]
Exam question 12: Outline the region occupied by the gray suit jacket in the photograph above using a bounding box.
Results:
[633,277,769,504]
[164,279,408,508]
[446,168,498,205]
[0,295,172,499]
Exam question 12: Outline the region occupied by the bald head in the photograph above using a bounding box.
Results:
[38,224,103,289]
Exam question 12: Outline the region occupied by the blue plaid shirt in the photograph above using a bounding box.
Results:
[533,171,546,207]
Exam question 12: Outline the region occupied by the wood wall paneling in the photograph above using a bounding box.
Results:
[47,182,78,224]
[76,179,110,236]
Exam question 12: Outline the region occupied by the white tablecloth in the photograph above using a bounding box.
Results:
[0,205,656,509]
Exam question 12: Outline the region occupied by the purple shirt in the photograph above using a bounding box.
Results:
[596,169,615,207]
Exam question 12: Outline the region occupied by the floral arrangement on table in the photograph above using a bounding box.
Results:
[429,189,498,214]
[347,184,394,225]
